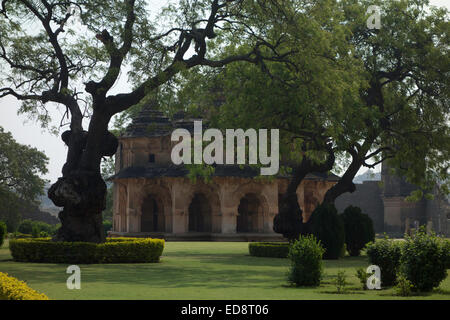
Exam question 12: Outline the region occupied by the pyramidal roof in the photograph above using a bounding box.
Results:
[122,99,172,138]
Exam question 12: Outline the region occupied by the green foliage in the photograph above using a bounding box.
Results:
[31,225,40,238]
[395,273,413,297]
[365,236,403,287]
[399,228,449,292]
[17,220,34,234]
[355,267,369,290]
[0,127,48,203]
[311,203,345,260]
[341,206,375,256]
[334,270,347,294]
[10,232,33,239]
[0,127,49,231]
[0,221,6,247]
[103,220,112,237]
[287,234,325,287]
[186,164,215,184]
[17,220,58,236]
[9,237,165,264]
[248,242,290,258]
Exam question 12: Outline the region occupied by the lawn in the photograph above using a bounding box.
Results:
[0,239,449,300]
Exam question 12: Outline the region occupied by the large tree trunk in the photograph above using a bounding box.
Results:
[322,156,363,206]
[49,172,106,242]
[48,110,117,243]
[273,167,307,241]
[274,145,335,241]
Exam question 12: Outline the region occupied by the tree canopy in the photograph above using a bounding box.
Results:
[0,126,48,230]
[0,0,304,242]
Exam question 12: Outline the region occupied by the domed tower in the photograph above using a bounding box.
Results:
[115,99,173,171]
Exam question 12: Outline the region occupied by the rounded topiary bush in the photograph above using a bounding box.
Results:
[0,221,7,248]
[341,206,375,256]
[365,236,403,287]
[311,203,345,259]
[9,237,165,264]
[249,242,290,258]
[17,219,34,234]
[400,228,449,292]
[287,234,325,286]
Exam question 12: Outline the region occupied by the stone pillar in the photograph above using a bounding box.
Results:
[171,181,188,234]
[221,209,237,233]
[126,208,140,232]
[172,209,187,233]
[264,212,276,233]
[212,212,222,233]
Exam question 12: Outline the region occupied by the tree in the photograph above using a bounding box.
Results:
[160,0,365,240]
[0,126,48,229]
[322,0,449,205]
[168,0,449,241]
[0,0,298,242]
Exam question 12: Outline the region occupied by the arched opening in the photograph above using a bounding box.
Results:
[141,195,165,232]
[188,193,212,232]
[237,193,261,233]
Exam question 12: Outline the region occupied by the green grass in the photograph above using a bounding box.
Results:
[0,239,449,300]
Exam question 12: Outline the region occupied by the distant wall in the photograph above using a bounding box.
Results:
[335,181,384,233]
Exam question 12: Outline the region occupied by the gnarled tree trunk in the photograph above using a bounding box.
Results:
[48,111,118,243]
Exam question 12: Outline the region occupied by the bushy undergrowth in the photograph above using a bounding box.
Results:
[17,220,59,236]
[399,228,449,292]
[365,236,403,287]
[287,234,325,286]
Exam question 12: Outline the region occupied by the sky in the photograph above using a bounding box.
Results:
[0,0,448,183]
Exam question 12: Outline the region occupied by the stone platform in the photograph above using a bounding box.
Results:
[108,231,286,242]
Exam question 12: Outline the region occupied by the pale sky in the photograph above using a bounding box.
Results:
[0,0,448,183]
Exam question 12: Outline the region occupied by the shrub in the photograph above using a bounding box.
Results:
[355,267,369,290]
[365,236,403,287]
[0,221,6,248]
[334,270,347,294]
[287,234,325,286]
[443,239,450,269]
[311,203,345,259]
[17,220,34,234]
[341,206,375,256]
[248,242,290,258]
[9,237,165,264]
[31,225,40,238]
[103,220,113,237]
[0,272,49,300]
[395,273,413,297]
[399,228,448,292]
[17,220,58,236]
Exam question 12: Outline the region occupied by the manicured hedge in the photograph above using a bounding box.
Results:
[9,237,165,264]
[249,242,290,258]
[0,272,49,300]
